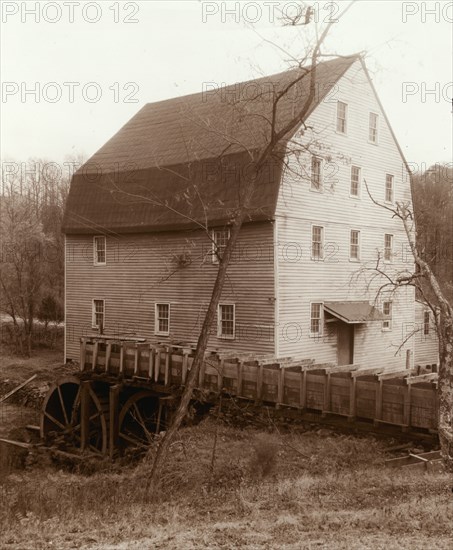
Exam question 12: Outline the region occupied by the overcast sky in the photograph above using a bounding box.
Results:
[1,0,452,174]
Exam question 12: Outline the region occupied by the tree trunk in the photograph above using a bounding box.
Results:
[437,313,453,471]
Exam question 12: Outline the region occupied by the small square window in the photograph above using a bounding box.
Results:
[350,166,360,197]
[336,101,347,134]
[310,303,323,336]
[312,226,324,260]
[94,236,106,265]
[92,299,105,330]
[311,156,322,191]
[382,301,392,330]
[385,174,394,203]
[350,230,360,261]
[369,113,378,143]
[212,228,230,264]
[218,304,235,339]
[384,234,393,262]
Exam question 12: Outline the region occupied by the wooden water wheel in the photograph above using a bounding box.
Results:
[40,377,109,454]
[118,391,162,450]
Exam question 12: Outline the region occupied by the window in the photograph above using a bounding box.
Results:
[92,299,105,330]
[155,303,170,335]
[311,156,322,191]
[311,226,324,260]
[385,174,394,203]
[212,228,230,264]
[350,166,360,197]
[218,304,235,339]
[310,303,323,336]
[94,236,106,265]
[350,230,360,261]
[382,301,392,330]
[423,310,430,335]
[384,234,393,262]
[336,101,347,134]
[369,113,378,143]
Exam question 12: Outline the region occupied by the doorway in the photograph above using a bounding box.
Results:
[337,322,354,365]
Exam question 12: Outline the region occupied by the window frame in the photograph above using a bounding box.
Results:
[350,165,361,198]
[423,310,430,335]
[310,156,323,192]
[382,301,392,331]
[212,227,231,264]
[369,112,379,144]
[92,299,105,330]
[311,225,325,261]
[349,229,360,261]
[384,234,393,263]
[310,302,324,337]
[385,174,394,204]
[93,235,106,266]
[218,303,236,340]
[336,101,348,134]
[155,303,171,336]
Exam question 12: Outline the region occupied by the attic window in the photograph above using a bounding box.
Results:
[369,113,378,143]
[336,101,347,134]
[212,228,230,264]
[94,236,106,265]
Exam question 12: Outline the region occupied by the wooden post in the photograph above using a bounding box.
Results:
[80,382,91,452]
[119,344,125,375]
[133,343,140,376]
[300,368,307,410]
[374,378,383,426]
[164,346,171,386]
[105,342,112,373]
[237,361,244,396]
[182,352,189,385]
[348,373,356,421]
[403,380,412,431]
[109,384,121,460]
[91,341,98,371]
[217,359,224,392]
[80,338,86,372]
[322,371,331,416]
[277,367,285,408]
[256,364,264,401]
[148,346,154,379]
[154,349,161,382]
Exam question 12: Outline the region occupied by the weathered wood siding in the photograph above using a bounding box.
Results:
[65,222,275,361]
[413,301,439,366]
[275,59,415,369]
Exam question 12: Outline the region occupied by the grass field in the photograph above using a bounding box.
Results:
[0,350,452,549]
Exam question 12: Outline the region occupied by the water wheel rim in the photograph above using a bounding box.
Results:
[118,391,160,449]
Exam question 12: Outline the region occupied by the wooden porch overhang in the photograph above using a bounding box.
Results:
[324,301,385,324]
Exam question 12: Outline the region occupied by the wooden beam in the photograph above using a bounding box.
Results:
[348,373,356,421]
[148,346,154,379]
[133,344,140,376]
[256,364,264,401]
[109,384,121,460]
[374,379,383,426]
[378,370,413,381]
[406,373,438,385]
[0,374,37,404]
[91,341,99,370]
[154,349,161,382]
[119,344,125,375]
[80,338,87,372]
[351,367,383,378]
[164,346,172,386]
[105,342,112,373]
[324,364,359,374]
[300,369,307,410]
[322,372,331,416]
[80,382,91,453]
[402,383,412,431]
[277,368,285,408]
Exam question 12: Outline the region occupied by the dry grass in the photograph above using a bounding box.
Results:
[1,420,452,549]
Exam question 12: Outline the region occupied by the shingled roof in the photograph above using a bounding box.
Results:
[63,55,359,234]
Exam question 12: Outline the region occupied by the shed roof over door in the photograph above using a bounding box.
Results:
[324,301,385,324]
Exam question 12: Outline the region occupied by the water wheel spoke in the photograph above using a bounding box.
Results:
[44,411,66,430]
[57,386,69,426]
[132,403,154,443]
[70,387,81,425]
[119,430,149,448]
[89,411,102,422]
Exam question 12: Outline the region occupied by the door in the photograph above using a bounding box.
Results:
[337,322,354,365]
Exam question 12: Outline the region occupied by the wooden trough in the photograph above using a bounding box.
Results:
[39,336,439,458]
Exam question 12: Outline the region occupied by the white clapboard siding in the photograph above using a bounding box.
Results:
[413,301,439,366]
[65,222,275,361]
[274,59,415,369]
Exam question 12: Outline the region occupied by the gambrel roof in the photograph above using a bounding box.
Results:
[63,55,359,234]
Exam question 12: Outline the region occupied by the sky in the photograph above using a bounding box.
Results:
[1,0,452,175]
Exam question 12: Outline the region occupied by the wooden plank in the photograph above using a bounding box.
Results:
[406,373,438,385]
[164,346,171,386]
[322,372,331,415]
[109,384,121,460]
[105,342,112,373]
[300,369,307,409]
[148,346,154,379]
[80,338,86,372]
[92,341,99,370]
[0,374,37,404]
[277,368,285,407]
[351,367,383,378]
[324,364,359,374]
[154,349,161,382]
[119,345,125,375]
[80,382,90,452]
[133,344,140,376]
[348,373,356,421]
[378,370,413,381]
[403,382,412,431]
